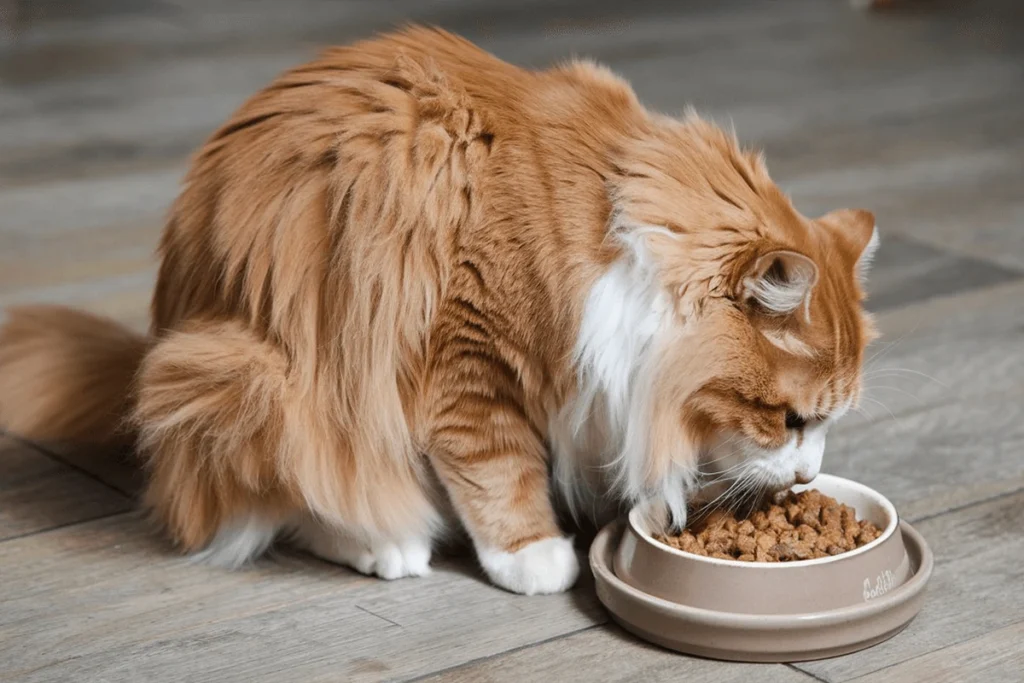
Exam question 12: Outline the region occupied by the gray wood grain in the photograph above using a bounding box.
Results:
[418,625,816,683]
[0,436,129,540]
[847,622,1024,683]
[0,512,603,683]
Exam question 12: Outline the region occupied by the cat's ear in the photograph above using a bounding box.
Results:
[820,209,878,283]
[742,250,819,318]
[856,225,880,284]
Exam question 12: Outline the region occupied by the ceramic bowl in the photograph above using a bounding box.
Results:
[613,474,912,615]
[591,473,933,661]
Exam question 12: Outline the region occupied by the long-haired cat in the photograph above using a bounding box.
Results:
[0,27,878,595]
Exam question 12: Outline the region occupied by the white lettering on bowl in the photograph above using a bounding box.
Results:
[863,570,896,601]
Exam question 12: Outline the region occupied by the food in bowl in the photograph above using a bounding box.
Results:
[653,489,883,562]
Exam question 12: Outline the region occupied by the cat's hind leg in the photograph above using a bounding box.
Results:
[134,320,301,565]
[135,318,441,579]
[291,518,433,579]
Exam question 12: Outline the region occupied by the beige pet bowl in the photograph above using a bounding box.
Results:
[590,474,933,662]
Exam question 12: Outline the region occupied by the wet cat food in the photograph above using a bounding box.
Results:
[654,489,883,562]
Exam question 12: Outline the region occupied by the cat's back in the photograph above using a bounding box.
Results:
[152,27,641,337]
[152,28,522,329]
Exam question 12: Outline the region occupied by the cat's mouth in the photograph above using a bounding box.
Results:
[695,426,827,510]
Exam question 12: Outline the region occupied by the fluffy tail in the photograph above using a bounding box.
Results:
[0,306,148,446]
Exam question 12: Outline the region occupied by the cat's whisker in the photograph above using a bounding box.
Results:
[698,435,742,464]
[864,384,926,404]
[699,449,747,470]
[742,470,772,517]
[863,320,922,369]
[851,405,874,421]
[690,473,749,523]
[860,395,898,423]
[730,473,761,516]
[696,477,743,509]
[863,367,950,390]
[863,339,904,368]
[697,457,750,481]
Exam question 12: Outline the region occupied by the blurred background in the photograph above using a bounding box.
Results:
[1,0,1022,330]
[1,2,1023,682]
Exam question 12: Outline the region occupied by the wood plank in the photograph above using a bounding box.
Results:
[0,436,129,541]
[417,625,815,683]
[848,622,1024,683]
[0,512,604,682]
[796,491,1024,682]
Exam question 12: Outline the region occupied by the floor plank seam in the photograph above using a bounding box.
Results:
[908,485,1024,525]
[355,604,403,629]
[1,430,135,499]
[788,664,832,682]
[0,509,131,545]
[884,233,1024,278]
[400,622,607,682]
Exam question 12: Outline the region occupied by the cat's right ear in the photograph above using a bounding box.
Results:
[819,209,878,284]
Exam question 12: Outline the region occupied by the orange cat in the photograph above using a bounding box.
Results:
[0,27,878,594]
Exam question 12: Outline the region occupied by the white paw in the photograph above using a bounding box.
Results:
[370,538,433,580]
[295,522,431,580]
[477,536,579,595]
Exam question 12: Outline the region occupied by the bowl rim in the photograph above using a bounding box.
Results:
[628,473,900,569]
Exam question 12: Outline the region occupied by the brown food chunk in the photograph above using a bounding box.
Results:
[755,530,776,552]
[655,489,885,563]
[736,533,757,555]
[857,522,882,545]
[751,510,770,531]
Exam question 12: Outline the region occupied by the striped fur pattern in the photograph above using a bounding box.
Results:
[0,28,878,594]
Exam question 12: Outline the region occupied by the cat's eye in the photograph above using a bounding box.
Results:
[784,410,807,431]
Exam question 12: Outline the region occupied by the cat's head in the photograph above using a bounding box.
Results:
[591,114,878,528]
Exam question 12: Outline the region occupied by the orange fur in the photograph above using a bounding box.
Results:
[0,27,878,592]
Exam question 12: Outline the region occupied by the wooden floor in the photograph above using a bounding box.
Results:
[2,0,1023,681]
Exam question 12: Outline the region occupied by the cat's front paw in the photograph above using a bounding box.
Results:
[477,536,579,595]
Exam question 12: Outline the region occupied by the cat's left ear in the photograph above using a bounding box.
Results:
[742,249,819,318]
[820,209,879,283]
